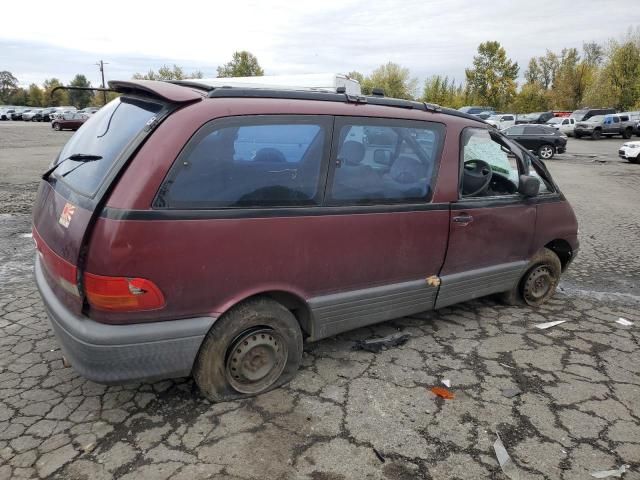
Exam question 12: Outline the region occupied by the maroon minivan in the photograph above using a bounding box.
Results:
[33,80,579,401]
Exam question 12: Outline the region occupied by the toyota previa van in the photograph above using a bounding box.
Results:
[33,80,579,401]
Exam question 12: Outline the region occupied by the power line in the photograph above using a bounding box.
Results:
[95,60,109,105]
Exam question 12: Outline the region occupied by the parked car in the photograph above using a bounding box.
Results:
[515,112,554,125]
[634,120,640,138]
[10,108,31,120]
[458,106,495,115]
[33,80,578,401]
[503,124,567,159]
[486,114,516,130]
[77,107,99,116]
[574,114,635,139]
[618,141,640,163]
[475,111,495,120]
[40,107,60,122]
[22,108,43,121]
[0,108,16,120]
[570,108,616,122]
[546,117,576,136]
[619,111,640,137]
[51,112,88,131]
[49,106,78,121]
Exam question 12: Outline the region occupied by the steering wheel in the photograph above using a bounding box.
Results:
[462,159,493,196]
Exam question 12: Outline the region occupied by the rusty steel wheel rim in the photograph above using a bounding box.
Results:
[226,328,287,394]
[523,265,556,305]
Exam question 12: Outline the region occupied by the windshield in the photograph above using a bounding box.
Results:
[54,96,163,196]
[570,110,587,120]
[488,115,501,120]
[588,115,604,123]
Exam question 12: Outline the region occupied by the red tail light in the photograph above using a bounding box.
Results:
[33,228,79,296]
[84,273,165,312]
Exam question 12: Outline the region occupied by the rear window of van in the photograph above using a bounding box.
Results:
[53,97,162,196]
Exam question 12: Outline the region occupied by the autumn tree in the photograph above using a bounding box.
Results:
[68,74,93,108]
[27,84,43,107]
[0,71,19,103]
[465,41,519,109]
[217,51,264,77]
[364,62,417,100]
[133,64,203,81]
[538,50,559,90]
[422,75,466,108]
[42,78,69,106]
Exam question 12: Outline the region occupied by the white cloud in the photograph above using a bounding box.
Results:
[1,0,638,86]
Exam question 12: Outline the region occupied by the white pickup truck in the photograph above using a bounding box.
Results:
[485,114,516,130]
[546,117,576,136]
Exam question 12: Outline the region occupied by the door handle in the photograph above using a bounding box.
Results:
[452,214,473,225]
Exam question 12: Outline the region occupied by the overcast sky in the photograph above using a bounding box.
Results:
[2,0,639,90]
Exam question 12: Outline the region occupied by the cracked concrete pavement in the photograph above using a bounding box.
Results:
[1,122,639,479]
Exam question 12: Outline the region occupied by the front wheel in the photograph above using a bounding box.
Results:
[193,298,303,402]
[591,129,602,140]
[574,132,582,139]
[500,248,562,307]
[537,144,555,160]
[53,123,61,131]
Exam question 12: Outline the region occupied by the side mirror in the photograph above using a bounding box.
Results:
[519,175,540,197]
[373,149,393,166]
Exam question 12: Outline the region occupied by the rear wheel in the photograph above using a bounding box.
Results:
[574,132,582,139]
[591,129,601,140]
[537,144,555,160]
[622,128,632,139]
[500,248,562,307]
[193,298,303,402]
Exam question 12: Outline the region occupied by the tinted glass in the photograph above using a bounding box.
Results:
[328,120,444,204]
[165,117,329,208]
[506,125,525,135]
[524,125,545,134]
[55,97,162,196]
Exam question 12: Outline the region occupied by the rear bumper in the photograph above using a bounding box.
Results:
[35,256,216,384]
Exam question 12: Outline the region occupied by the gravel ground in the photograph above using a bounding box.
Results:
[0,121,639,479]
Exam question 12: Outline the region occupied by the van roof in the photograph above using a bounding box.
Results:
[108,79,486,125]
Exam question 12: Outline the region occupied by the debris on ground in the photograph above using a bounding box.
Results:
[493,434,520,480]
[442,379,451,388]
[590,464,630,478]
[372,448,386,463]
[430,386,455,400]
[534,320,566,330]
[501,387,522,398]
[616,318,633,326]
[499,363,515,370]
[354,332,411,353]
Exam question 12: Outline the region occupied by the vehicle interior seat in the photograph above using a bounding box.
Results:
[333,141,384,200]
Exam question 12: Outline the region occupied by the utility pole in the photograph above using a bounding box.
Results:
[95,60,109,105]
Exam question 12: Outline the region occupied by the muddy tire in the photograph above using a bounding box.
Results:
[193,298,303,403]
[500,248,562,307]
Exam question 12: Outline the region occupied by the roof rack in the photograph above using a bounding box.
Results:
[203,87,484,123]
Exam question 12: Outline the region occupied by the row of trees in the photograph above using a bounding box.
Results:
[420,31,640,112]
[0,72,108,108]
[0,51,266,108]
[3,34,639,113]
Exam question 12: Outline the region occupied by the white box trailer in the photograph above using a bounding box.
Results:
[183,73,361,95]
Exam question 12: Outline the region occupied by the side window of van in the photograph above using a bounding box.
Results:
[327,119,445,204]
[161,116,331,208]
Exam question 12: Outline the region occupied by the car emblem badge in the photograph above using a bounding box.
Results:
[59,202,76,228]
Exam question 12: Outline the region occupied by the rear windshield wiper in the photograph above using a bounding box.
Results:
[42,154,103,180]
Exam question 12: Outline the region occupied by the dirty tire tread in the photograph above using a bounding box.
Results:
[499,248,562,307]
[193,298,303,403]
